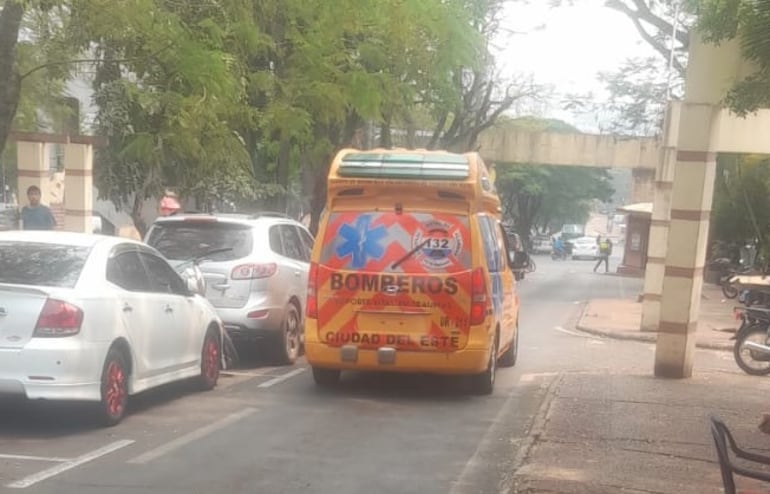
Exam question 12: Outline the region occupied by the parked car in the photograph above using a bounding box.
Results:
[145,213,313,365]
[0,231,224,426]
[570,236,599,260]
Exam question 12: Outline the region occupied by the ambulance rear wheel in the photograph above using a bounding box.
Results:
[471,336,496,395]
[312,367,341,387]
[499,319,518,368]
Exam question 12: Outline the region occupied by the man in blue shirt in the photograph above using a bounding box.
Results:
[21,185,56,230]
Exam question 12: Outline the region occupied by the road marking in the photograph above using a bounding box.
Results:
[553,325,602,340]
[257,367,306,388]
[0,454,68,462]
[7,440,135,489]
[519,372,558,383]
[223,370,282,377]
[127,407,256,465]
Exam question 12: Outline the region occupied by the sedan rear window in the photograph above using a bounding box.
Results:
[0,242,90,288]
[147,222,253,262]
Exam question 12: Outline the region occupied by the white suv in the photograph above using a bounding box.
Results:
[145,213,313,364]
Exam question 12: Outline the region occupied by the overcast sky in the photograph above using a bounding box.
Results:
[495,1,665,131]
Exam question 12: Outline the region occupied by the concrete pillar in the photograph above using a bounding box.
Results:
[16,141,50,207]
[63,143,93,233]
[654,35,744,378]
[631,168,656,203]
[640,102,680,332]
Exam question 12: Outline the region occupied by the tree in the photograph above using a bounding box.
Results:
[0,0,24,159]
[0,1,76,157]
[76,0,256,233]
[493,117,614,243]
[711,154,770,263]
[697,0,770,115]
[556,0,691,136]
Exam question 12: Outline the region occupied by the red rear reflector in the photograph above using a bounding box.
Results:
[247,310,269,319]
[470,268,487,326]
[231,263,277,280]
[34,299,83,337]
[306,262,318,319]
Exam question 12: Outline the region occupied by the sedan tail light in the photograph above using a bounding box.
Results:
[231,263,277,280]
[33,299,83,337]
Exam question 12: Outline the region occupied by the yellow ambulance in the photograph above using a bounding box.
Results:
[304,149,520,394]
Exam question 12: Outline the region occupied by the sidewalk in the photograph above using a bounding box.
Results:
[512,368,770,494]
[575,283,738,351]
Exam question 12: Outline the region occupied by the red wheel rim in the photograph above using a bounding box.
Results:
[105,361,126,418]
[203,338,219,383]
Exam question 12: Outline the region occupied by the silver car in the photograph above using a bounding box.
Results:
[145,213,313,365]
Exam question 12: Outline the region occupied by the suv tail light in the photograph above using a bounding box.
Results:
[33,299,83,337]
[306,262,318,319]
[231,263,277,280]
[470,268,488,326]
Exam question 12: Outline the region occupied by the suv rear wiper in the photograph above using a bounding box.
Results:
[175,247,234,271]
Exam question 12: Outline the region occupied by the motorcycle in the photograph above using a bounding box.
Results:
[721,264,757,299]
[732,306,770,375]
[174,248,240,370]
[551,247,568,261]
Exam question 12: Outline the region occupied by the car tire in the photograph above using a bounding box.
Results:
[274,304,301,365]
[198,329,221,391]
[470,334,497,395]
[312,367,341,387]
[98,348,129,427]
[499,320,518,367]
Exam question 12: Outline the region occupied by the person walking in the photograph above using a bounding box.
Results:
[20,185,56,230]
[593,235,612,273]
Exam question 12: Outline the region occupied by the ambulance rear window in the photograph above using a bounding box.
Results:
[320,212,472,273]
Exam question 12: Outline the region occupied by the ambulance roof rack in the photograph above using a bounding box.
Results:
[338,151,470,181]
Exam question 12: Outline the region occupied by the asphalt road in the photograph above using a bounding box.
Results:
[0,255,735,494]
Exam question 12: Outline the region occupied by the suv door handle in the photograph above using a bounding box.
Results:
[294,271,301,277]
[213,283,230,290]
[122,304,133,313]
[164,305,173,313]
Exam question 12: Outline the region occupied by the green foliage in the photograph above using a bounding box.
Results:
[712,154,770,258]
[2,0,511,230]
[697,0,770,115]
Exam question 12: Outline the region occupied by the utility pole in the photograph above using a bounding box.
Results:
[665,1,681,102]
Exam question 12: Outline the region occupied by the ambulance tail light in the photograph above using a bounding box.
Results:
[306,262,318,319]
[470,267,488,326]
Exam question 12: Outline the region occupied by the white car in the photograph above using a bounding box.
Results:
[0,231,224,426]
[570,236,599,260]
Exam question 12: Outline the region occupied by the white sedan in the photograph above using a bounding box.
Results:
[570,236,600,260]
[0,231,224,426]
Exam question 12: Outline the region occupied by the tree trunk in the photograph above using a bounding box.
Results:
[379,115,392,148]
[131,192,148,238]
[308,114,364,236]
[274,138,291,213]
[0,0,25,159]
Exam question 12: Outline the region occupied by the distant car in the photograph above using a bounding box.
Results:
[531,235,551,254]
[570,236,599,260]
[145,213,314,365]
[0,231,224,426]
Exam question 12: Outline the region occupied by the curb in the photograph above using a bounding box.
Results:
[574,324,733,352]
